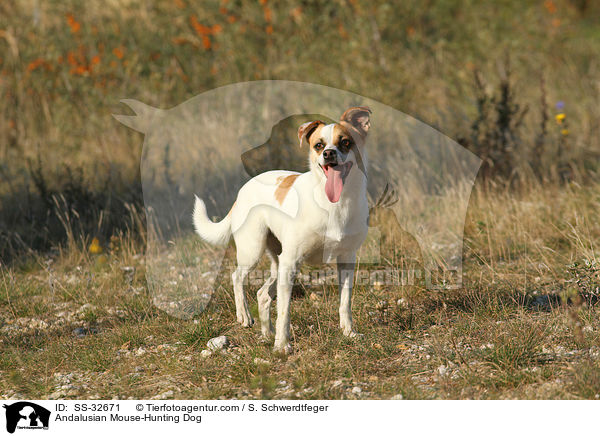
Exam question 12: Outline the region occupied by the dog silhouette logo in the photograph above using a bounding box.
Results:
[114,80,481,319]
[3,402,50,433]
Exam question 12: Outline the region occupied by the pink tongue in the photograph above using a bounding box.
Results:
[324,165,344,203]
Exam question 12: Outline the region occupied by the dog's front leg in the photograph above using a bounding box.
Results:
[273,260,297,354]
[337,252,360,337]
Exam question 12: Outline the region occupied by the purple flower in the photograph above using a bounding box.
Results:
[556,101,565,110]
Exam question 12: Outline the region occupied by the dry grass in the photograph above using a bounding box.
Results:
[2,181,600,400]
[2,0,600,400]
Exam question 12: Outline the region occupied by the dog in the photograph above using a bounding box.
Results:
[193,107,371,353]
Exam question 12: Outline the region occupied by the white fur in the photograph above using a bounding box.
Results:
[193,111,370,353]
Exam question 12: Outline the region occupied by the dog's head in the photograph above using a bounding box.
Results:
[298,106,371,203]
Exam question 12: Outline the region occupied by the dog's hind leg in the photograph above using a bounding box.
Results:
[232,265,254,327]
[273,252,299,354]
[257,244,279,338]
[232,230,267,328]
[231,218,268,327]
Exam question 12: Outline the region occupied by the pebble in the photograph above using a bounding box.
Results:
[437,364,448,376]
[391,394,404,400]
[207,336,229,351]
[151,390,174,400]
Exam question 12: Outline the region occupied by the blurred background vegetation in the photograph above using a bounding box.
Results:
[1,0,599,262]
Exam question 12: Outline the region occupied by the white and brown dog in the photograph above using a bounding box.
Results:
[193,107,371,353]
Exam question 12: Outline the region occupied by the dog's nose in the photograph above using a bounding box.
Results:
[322,149,337,163]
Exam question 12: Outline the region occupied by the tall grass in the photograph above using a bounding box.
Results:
[1,0,600,261]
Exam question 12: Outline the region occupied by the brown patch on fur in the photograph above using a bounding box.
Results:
[308,124,326,154]
[331,124,354,153]
[298,120,324,148]
[274,174,299,205]
[340,106,371,141]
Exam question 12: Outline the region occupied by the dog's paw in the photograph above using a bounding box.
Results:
[237,313,254,328]
[261,324,275,338]
[273,341,293,355]
[342,328,363,339]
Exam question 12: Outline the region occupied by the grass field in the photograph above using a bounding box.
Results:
[2,0,600,400]
[3,182,600,399]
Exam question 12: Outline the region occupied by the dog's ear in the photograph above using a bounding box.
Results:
[340,106,372,139]
[298,120,323,148]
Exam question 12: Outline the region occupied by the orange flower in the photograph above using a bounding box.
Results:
[190,15,211,35]
[90,55,101,66]
[259,0,267,4]
[202,35,211,50]
[264,6,272,22]
[71,64,89,75]
[544,0,556,14]
[552,18,561,27]
[227,15,237,23]
[212,24,223,34]
[174,0,185,9]
[266,25,273,35]
[66,13,81,34]
[113,47,124,59]
[27,58,44,72]
[219,7,228,14]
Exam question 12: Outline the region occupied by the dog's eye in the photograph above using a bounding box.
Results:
[314,142,324,150]
[340,139,351,149]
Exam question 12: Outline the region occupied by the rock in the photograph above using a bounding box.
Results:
[351,386,362,394]
[207,335,229,351]
[437,364,448,376]
[332,380,343,388]
[391,394,404,400]
[253,357,270,366]
[200,349,212,358]
[151,390,174,400]
[29,319,49,329]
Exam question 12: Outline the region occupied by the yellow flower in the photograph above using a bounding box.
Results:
[89,237,103,254]
[555,113,566,123]
[561,128,569,136]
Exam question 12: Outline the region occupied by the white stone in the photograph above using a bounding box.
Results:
[207,335,229,351]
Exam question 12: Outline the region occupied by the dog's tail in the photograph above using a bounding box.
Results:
[193,195,232,246]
